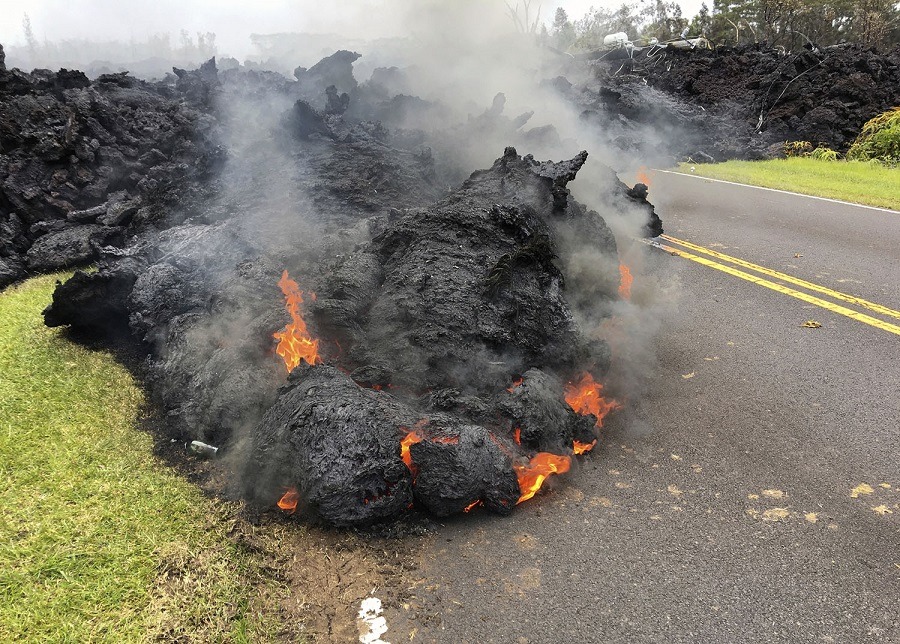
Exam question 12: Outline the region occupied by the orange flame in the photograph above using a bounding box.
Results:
[636,165,653,187]
[277,487,300,514]
[573,439,597,455]
[564,372,621,428]
[515,453,571,504]
[273,270,320,372]
[618,263,633,300]
[506,377,524,393]
[400,429,424,470]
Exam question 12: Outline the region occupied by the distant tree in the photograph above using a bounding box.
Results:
[551,8,577,49]
[709,0,752,44]
[640,0,689,41]
[566,0,897,50]
[196,32,217,59]
[539,23,550,45]
[703,0,898,48]
[849,0,899,47]
[506,0,543,34]
[573,3,642,48]
[689,2,714,35]
[147,33,173,59]
[22,14,38,61]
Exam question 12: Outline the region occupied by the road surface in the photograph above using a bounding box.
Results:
[386,172,900,643]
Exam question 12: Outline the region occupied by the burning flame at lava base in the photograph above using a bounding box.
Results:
[400,419,433,475]
[464,500,482,513]
[278,487,300,514]
[400,429,424,470]
[398,372,619,511]
[573,439,597,455]
[636,165,653,187]
[565,372,621,429]
[618,263,633,300]
[515,453,572,503]
[273,270,320,372]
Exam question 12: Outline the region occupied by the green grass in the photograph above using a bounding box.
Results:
[0,274,283,643]
[676,158,900,210]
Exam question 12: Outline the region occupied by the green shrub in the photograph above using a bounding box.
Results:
[784,141,813,157]
[847,108,900,164]
[810,146,839,161]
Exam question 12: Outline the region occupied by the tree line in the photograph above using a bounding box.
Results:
[548,0,900,51]
[12,14,217,70]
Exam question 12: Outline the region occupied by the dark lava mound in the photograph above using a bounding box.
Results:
[22,52,661,527]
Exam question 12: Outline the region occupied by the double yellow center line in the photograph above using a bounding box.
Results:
[650,235,900,337]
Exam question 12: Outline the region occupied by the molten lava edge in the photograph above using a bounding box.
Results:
[573,439,597,455]
[514,453,572,504]
[344,373,616,515]
[277,487,300,514]
[564,372,621,428]
[247,148,638,525]
[618,263,633,300]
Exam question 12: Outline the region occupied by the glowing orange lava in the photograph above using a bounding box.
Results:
[507,377,524,393]
[463,500,482,513]
[618,263,633,300]
[400,429,424,470]
[564,372,621,428]
[273,270,320,372]
[515,453,572,504]
[636,165,653,186]
[277,487,300,514]
[513,427,522,445]
[573,439,597,455]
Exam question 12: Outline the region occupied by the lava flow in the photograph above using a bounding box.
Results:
[400,429,424,470]
[573,439,597,455]
[515,453,572,504]
[618,263,633,300]
[565,372,621,428]
[277,487,300,514]
[273,270,320,372]
[463,500,482,513]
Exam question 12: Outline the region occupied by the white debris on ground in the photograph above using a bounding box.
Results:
[358,596,390,644]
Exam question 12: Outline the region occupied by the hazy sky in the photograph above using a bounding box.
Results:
[0,1,707,60]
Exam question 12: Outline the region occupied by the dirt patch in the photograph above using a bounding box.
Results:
[142,482,425,643]
[262,521,422,643]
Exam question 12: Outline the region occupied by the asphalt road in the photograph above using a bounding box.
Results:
[387,172,900,643]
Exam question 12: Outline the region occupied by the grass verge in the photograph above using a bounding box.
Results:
[675,158,900,210]
[0,274,285,642]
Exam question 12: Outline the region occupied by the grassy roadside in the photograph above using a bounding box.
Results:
[675,158,900,211]
[0,274,285,642]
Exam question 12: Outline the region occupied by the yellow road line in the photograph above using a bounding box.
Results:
[651,241,900,337]
[661,234,900,321]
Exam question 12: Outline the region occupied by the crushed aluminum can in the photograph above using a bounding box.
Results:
[189,440,219,458]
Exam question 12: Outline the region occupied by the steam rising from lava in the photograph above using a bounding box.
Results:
[38,1,674,527]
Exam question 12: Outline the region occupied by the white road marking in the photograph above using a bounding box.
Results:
[358,596,390,644]
[655,170,900,215]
